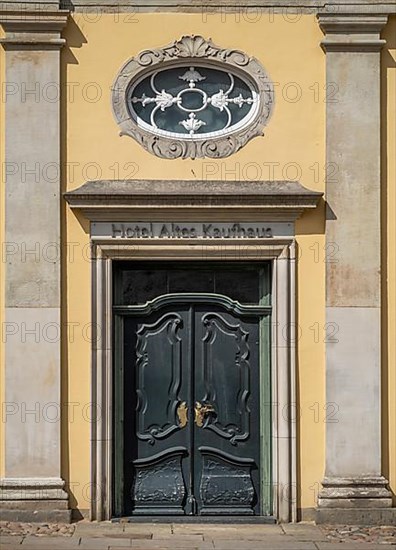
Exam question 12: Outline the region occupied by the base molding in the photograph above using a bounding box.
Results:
[297,507,316,522]
[318,476,393,508]
[0,478,71,523]
[316,507,396,525]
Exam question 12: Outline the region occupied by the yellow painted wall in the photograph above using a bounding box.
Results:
[0,9,393,518]
[382,15,396,505]
[62,12,326,514]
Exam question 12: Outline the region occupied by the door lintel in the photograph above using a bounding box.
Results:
[64,179,322,223]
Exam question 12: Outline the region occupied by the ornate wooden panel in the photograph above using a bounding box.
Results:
[194,305,260,515]
[121,307,191,516]
[200,312,250,445]
[199,447,255,515]
[135,312,184,445]
[132,447,188,515]
[120,294,264,516]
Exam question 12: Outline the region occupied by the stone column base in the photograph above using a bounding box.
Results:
[0,478,71,523]
[316,508,396,525]
[316,476,395,525]
[318,476,393,508]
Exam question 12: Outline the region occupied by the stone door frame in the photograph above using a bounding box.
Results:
[90,238,297,522]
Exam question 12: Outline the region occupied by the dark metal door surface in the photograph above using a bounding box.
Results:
[120,295,264,516]
[193,305,260,515]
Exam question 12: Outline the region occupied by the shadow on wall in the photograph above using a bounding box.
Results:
[381,15,396,506]
[60,16,88,517]
[295,197,327,236]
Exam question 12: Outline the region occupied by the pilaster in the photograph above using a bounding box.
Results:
[316,12,394,524]
[0,9,70,522]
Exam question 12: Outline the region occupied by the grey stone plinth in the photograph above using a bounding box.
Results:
[0,503,72,523]
[0,478,71,522]
[0,477,69,500]
[316,507,396,526]
[318,476,393,509]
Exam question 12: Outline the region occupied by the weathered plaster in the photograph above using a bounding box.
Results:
[317,12,393,517]
[0,9,70,522]
[325,307,381,476]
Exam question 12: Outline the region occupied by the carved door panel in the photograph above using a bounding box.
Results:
[123,306,192,516]
[122,299,261,516]
[193,306,260,515]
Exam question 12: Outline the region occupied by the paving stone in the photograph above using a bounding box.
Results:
[113,548,199,550]
[209,535,292,548]
[151,535,204,541]
[204,529,283,540]
[79,533,134,540]
[79,537,132,548]
[281,524,327,541]
[20,536,80,547]
[315,544,396,550]
[20,535,81,546]
[0,537,23,545]
[123,526,171,536]
[73,522,126,537]
[173,525,282,537]
[8,548,78,550]
[129,540,213,549]
[2,522,396,550]
[16,548,82,550]
[214,541,319,549]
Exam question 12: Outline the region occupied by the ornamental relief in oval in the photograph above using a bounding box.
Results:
[112,36,274,159]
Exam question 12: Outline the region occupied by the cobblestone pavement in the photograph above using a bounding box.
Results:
[0,521,395,550]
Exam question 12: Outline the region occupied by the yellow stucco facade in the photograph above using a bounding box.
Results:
[0,7,395,522]
[62,13,326,515]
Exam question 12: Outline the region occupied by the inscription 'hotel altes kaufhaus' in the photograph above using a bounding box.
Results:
[103,223,284,239]
[0,2,395,527]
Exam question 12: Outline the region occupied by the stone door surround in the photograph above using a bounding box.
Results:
[64,178,322,521]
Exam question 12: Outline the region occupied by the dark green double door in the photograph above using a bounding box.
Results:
[117,293,267,517]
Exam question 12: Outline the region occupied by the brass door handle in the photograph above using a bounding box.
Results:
[195,401,216,427]
[177,401,188,428]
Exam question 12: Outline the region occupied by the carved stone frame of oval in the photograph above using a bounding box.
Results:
[112,35,274,160]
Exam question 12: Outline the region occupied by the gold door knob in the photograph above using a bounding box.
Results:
[177,401,188,428]
[195,401,215,427]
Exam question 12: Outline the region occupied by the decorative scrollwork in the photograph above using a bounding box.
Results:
[199,451,255,510]
[130,66,256,137]
[136,313,183,445]
[131,448,188,511]
[200,312,250,446]
[112,35,274,159]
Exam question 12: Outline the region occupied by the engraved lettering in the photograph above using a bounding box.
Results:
[101,222,278,239]
[112,223,124,238]
[203,224,212,237]
[159,224,171,238]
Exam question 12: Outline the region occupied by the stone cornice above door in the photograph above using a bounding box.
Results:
[64,179,322,222]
